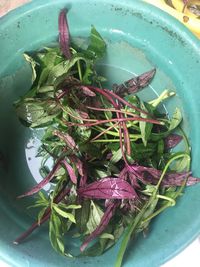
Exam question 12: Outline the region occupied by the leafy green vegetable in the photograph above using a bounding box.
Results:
[13,9,200,267]
[87,26,106,60]
[86,201,104,234]
[139,101,153,146]
[49,211,73,257]
[24,53,37,82]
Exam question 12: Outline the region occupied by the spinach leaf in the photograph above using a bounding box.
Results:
[86,201,104,234]
[49,212,66,256]
[139,101,153,146]
[87,26,106,60]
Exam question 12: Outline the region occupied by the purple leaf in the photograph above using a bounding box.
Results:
[61,160,77,184]
[59,9,71,59]
[137,69,156,88]
[14,187,70,244]
[127,165,200,187]
[81,86,96,97]
[86,85,149,116]
[80,202,118,251]
[119,167,141,189]
[78,178,138,199]
[14,210,51,245]
[17,160,62,198]
[165,134,183,149]
[113,69,156,96]
[75,109,89,119]
[79,162,88,187]
[69,155,83,176]
[53,130,77,150]
[128,172,141,189]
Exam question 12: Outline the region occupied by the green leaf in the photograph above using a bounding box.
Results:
[30,114,58,128]
[115,200,151,267]
[100,233,115,240]
[49,212,73,257]
[94,168,111,179]
[169,108,182,131]
[49,212,65,255]
[28,191,49,209]
[24,53,37,82]
[157,139,164,155]
[15,101,45,125]
[75,126,91,143]
[82,62,94,84]
[87,26,106,60]
[139,197,158,232]
[54,166,66,177]
[51,175,67,201]
[58,203,81,210]
[37,67,50,88]
[37,207,47,225]
[82,224,123,257]
[53,204,76,223]
[131,142,157,162]
[65,204,81,210]
[75,200,90,233]
[151,108,182,141]
[37,49,59,68]
[139,102,153,146]
[47,56,87,84]
[38,191,48,201]
[110,148,122,164]
[168,152,191,172]
[86,200,104,234]
[104,223,124,251]
[141,184,157,196]
[15,98,61,128]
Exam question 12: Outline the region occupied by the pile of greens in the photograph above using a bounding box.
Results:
[13,9,199,267]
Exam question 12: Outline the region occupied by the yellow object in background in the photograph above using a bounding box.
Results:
[144,0,200,38]
[0,0,30,17]
[171,0,199,19]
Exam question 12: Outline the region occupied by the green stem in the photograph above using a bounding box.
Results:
[155,153,190,190]
[77,60,82,81]
[115,152,190,267]
[115,201,150,267]
[91,138,139,143]
[149,90,175,108]
[156,194,176,206]
[141,203,171,224]
[178,127,191,156]
[94,126,141,139]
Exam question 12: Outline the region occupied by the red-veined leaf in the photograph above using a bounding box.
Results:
[78,178,137,199]
[164,134,183,149]
[61,160,77,184]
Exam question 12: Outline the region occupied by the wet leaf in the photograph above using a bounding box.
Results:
[87,26,106,60]
[78,178,138,199]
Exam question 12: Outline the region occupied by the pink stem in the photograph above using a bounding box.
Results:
[14,187,70,244]
[87,86,149,116]
[66,116,162,127]
[91,122,119,141]
[17,159,62,199]
[86,106,139,117]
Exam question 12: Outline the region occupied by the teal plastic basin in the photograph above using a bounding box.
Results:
[0,1,200,266]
